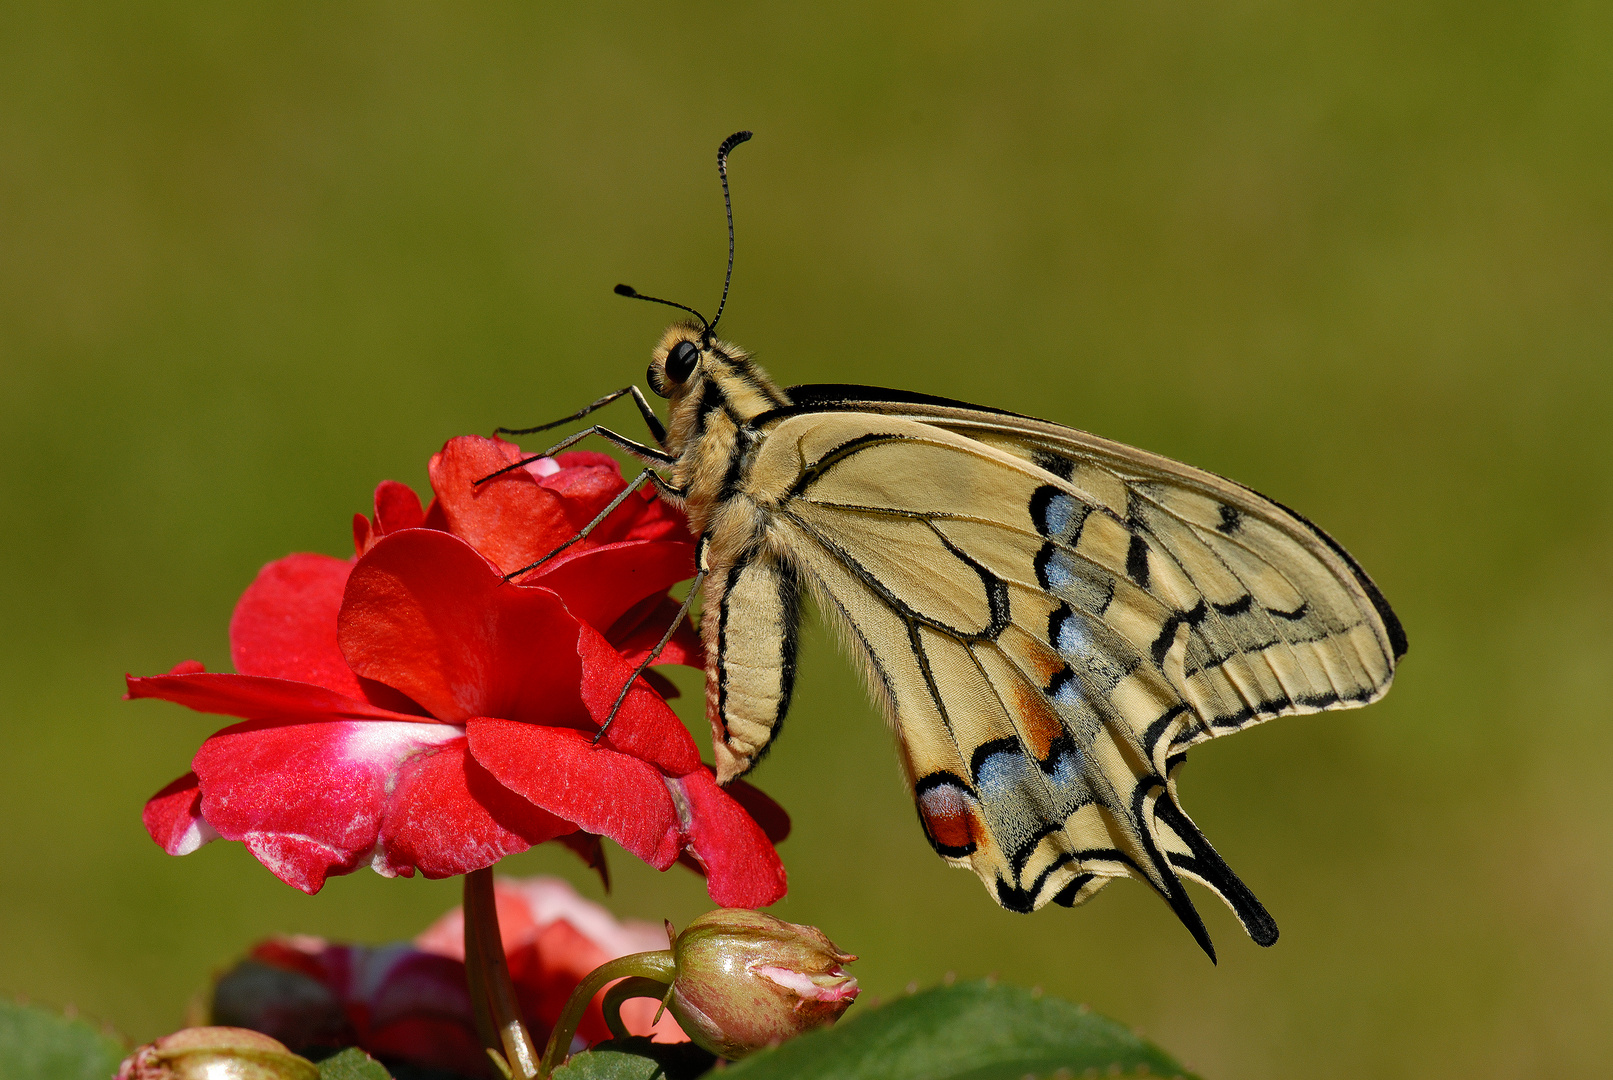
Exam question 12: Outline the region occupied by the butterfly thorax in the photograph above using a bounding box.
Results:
[652,322,790,537]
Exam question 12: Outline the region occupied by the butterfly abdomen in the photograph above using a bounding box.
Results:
[702,547,805,783]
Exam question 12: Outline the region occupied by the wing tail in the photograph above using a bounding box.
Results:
[1152,792,1279,948]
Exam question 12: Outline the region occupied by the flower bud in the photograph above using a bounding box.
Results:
[666,909,858,1059]
[116,1027,319,1080]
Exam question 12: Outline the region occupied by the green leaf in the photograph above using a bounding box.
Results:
[0,999,125,1080]
[720,980,1196,1080]
[317,1046,394,1080]
[554,1036,715,1080]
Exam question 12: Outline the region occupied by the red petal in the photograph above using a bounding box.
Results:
[429,437,694,576]
[466,719,683,869]
[339,530,592,728]
[543,455,693,545]
[537,454,622,503]
[535,453,676,552]
[353,514,374,557]
[239,833,359,895]
[676,770,788,908]
[722,776,792,844]
[638,670,679,700]
[379,739,572,879]
[548,449,619,473]
[573,621,700,775]
[126,670,429,725]
[427,437,596,576]
[626,516,690,544]
[373,480,426,534]
[609,595,704,670]
[365,1017,486,1078]
[230,554,362,697]
[247,938,334,982]
[193,719,464,893]
[143,772,218,855]
[532,540,696,633]
[620,488,694,544]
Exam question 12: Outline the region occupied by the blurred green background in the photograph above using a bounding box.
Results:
[2,4,1609,1077]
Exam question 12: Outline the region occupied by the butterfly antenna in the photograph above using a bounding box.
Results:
[710,130,751,333]
[613,283,711,335]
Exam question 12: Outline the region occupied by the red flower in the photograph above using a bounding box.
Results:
[131,438,788,907]
[214,877,684,1077]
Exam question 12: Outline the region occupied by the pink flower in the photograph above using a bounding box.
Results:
[416,876,688,1049]
[213,877,690,1077]
[131,438,788,906]
[215,938,483,1076]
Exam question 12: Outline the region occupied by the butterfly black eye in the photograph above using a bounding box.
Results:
[666,340,700,384]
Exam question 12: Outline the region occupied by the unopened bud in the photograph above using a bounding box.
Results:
[116,1027,319,1080]
[667,909,858,1059]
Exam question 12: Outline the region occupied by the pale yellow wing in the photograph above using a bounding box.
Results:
[743,402,1404,955]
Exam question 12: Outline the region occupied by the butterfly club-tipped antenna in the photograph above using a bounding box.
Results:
[612,283,711,336]
[614,129,753,343]
[590,133,750,742]
[711,129,751,333]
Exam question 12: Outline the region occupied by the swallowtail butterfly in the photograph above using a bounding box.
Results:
[491,132,1406,960]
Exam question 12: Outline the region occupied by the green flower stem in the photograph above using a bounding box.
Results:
[537,951,678,1079]
[601,976,676,1040]
[466,868,541,1080]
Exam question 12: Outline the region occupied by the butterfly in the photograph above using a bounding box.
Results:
[493,131,1407,961]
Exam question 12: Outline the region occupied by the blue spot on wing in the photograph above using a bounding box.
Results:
[1042,736,1086,812]
[1048,667,1084,711]
[1038,547,1076,592]
[1055,606,1091,658]
[976,747,1039,805]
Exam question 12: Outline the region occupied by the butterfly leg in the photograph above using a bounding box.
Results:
[496,385,668,447]
[476,425,679,490]
[502,466,682,581]
[595,567,708,743]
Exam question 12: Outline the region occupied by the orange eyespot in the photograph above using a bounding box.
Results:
[916,778,980,856]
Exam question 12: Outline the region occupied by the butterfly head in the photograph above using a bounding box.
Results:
[650,320,784,400]
[612,287,747,406]
[646,321,712,400]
